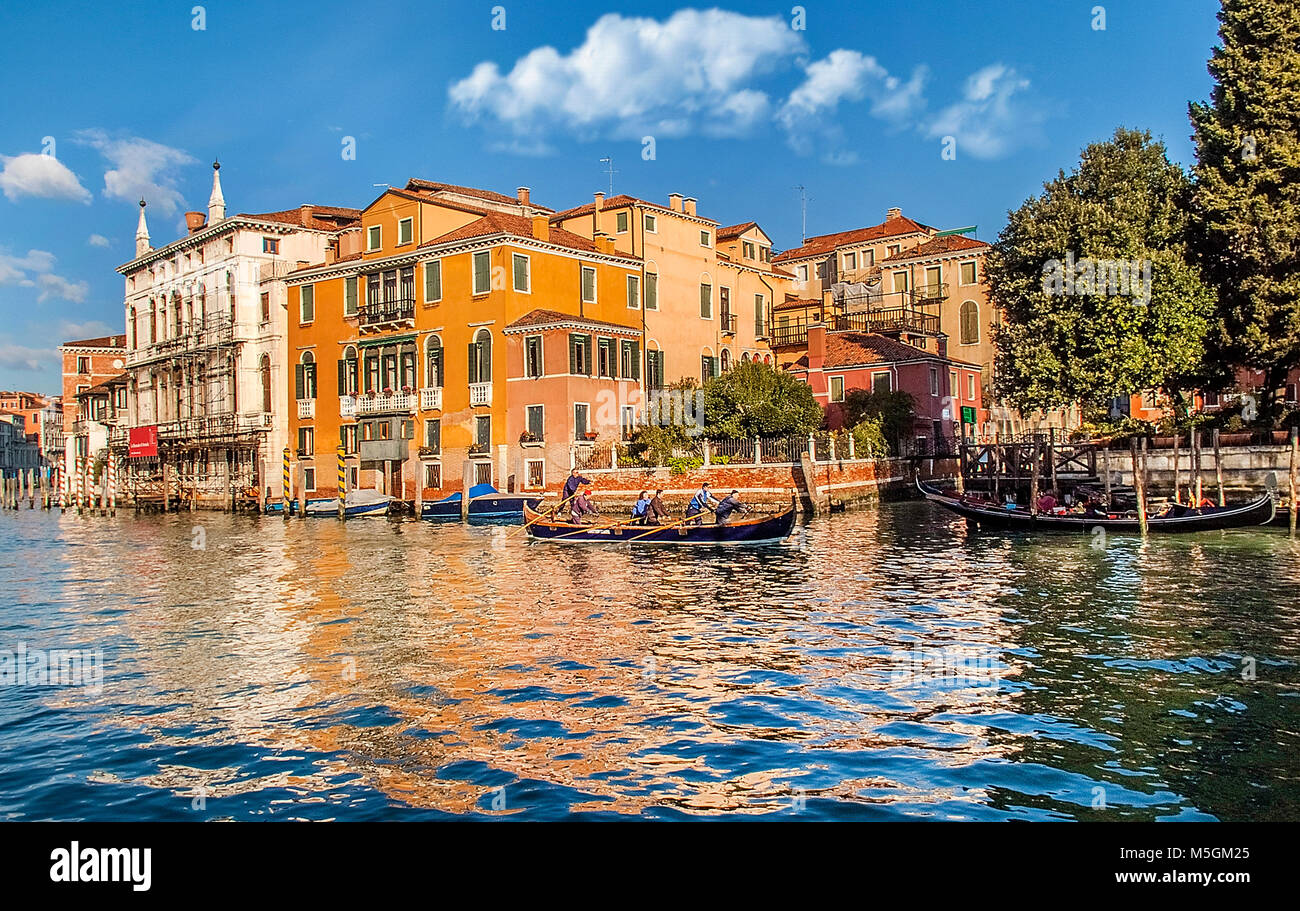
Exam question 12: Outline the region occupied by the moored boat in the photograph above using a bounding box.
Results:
[918,480,1275,533]
[523,504,797,544]
[421,483,543,521]
[303,488,393,518]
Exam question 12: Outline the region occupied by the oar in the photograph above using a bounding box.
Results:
[511,489,583,536]
[627,512,703,542]
[548,517,644,540]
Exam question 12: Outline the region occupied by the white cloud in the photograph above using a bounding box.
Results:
[0,153,92,203]
[449,10,805,140]
[0,249,56,285]
[57,319,113,339]
[88,233,110,247]
[0,343,53,373]
[37,273,89,304]
[925,64,1036,159]
[74,129,195,215]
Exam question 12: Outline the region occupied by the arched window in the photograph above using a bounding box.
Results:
[149,301,157,344]
[468,329,491,384]
[296,350,316,400]
[425,335,444,388]
[720,349,731,372]
[260,355,272,413]
[741,352,751,363]
[763,354,772,365]
[338,345,358,396]
[129,307,137,349]
[959,300,980,345]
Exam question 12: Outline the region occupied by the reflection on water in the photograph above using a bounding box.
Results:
[1,503,1297,820]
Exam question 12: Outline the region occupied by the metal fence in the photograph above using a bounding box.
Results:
[577,434,840,471]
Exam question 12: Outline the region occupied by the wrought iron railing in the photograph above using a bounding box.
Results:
[359,298,416,328]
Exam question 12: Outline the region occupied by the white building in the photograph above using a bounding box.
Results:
[113,163,359,508]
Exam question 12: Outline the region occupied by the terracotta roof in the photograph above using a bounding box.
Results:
[792,331,950,370]
[504,308,642,335]
[774,297,823,312]
[881,234,989,262]
[62,334,127,349]
[240,205,362,231]
[716,221,757,239]
[403,179,552,212]
[770,265,795,278]
[773,215,933,262]
[422,212,637,259]
[550,194,716,224]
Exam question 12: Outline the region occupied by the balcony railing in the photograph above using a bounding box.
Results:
[359,298,416,330]
[340,396,357,418]
[469,382,492,406]
[835,308,940,336]
[297,398,315,419]
[909,283,949,304]
[419,386,443,411]
[720,312,737,334]
[354,392,416,415]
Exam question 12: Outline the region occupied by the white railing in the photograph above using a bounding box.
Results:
[420,386,443,411]
[339,396,356,419]
[355,392,416,415]
[469,382,492,406]
[297,398,315,419]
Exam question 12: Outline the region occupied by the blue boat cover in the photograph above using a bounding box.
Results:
[433,483,500,504]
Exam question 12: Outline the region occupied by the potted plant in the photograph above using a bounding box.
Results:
[519,431,541,444]
[382,387,393,396]
[583,431,598,441]
[401,385,412,394]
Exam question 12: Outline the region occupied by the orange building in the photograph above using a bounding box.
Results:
[285,180,645,506]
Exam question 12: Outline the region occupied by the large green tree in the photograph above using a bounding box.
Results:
[989,128,1217,414]
[1189,0,1300,417]
[701,360,823,438]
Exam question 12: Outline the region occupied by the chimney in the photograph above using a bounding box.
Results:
[683,197,697,217]
[887,206,901,220]
[324,239,337,265]
[808,323,827,371]
[936,332,948,358]
[208,160,226,223]
[135,199,151,258]
[300,204,314,224]
[184,211,206,234]
[594,191,605,210]
[668,193,683,212]
[517,186,531,206]
[531,213,549,242]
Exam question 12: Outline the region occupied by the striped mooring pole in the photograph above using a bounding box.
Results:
[337,446,346,520]
[107,448,116,516]
[282,447,291,520]
[58,464,67,512]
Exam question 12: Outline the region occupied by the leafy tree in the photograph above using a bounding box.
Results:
[988,128,1218,415]
[701,360,823,438]
[839,388,915,451]
[848,416,889,458]
[1189,0,1300,419]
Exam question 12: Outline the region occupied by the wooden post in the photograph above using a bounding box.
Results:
[1028,438,1040,516]
[1193,430,1203,506]
[1131,438,1148,537]
[1289,426,1298,538]
[1213,428,1225,507]
[337,446,347,521]
[955,439,965,495]
[1048,427,1058,497]
[296,460,306,518]
[1102,446,1112,504]
[461,459,474,521]
[991,445,1000,504]
[1171,433,1181,504]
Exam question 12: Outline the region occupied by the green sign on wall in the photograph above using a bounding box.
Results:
[961,406,976,424]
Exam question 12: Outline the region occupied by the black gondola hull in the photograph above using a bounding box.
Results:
[523,506,797,544]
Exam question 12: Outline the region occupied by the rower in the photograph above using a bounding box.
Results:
[645,488,670,526]
[685,483,719,524]
[630,490,651,525]
[570,487,598,524]
[714,490,748,525]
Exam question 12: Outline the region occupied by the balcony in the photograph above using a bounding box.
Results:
[419,386,443,411]
[297,398,315,419]
[354,392,416,415]
[339,396,357,418]
[469,382,492,406]
[909,283,949,304]
[836,308,939,336]
[720,312,737,335]
[359,298,416,331]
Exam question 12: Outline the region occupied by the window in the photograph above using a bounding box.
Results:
[959,300,980,345]
[475,414,491,448]
[960,261,977,285]
[425,336,443,387]
[887,244,901,256]
[367,225,381,251]
[399,266,414,302]
[645,272,658,310]
[872,371,892,393]
[924,265,942,296]
[797,264,809,282]
[398,217,413,245]
[260,292,271,323]
[378,419,391,440]
[526,405,544,441]
[76,356,90,374]
[699,282,712,319]
[569,333,592,376]
[299,284,314,323]
[754,294,767,337]
[424,418,441,453]
[626,274,639,309]
[700,230,711,247]
[644,213,657,233]
[341,424,358,454]
[512,253,530,292]
[424,463,442,488]
[597,338,615,378]
[468,329,492,384]
[929,367,939,397]
[263,237,279,254]
[615,211,628,233]
[843,251,857,271]
[646,349,664,389]
[760,246,771,262]
[524,335,543,378]
[581,266,597,303]
[344,277,358,316]
[361,421,374,441]
[968,373,976,400]
[742,241,756,259]
[701,354,718,384]
[620,405,636,440]
[619,339,640,380]
[830,376,845,403]
[893,271,909,293]
[574,403,589,440]
[303,467,316,491]
[720,349,730,372]
[366,272,380,307]
[297,426,314,454]
[473,251,491,294]
[526,459,544,489]
[424,260,441,303]
[950,371,959,401]
[295,352,317,399]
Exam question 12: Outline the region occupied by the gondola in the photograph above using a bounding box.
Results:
[421,483,543,521]
[522,504,797,544]
[918,480,1275,533]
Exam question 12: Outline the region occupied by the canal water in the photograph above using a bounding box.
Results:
[1,503,1298,820]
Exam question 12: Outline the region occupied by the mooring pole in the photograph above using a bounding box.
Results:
[1213,428,1225,507]
[1289,426,1298,538]
[1028,438,1041,516]
[337,446,347,521]
[1131,438,1148,537]
[1172,433,1181,504]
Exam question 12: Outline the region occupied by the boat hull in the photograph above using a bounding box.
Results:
[523,505,797,544]
[918,481,1275,533]
[422,494,543,521]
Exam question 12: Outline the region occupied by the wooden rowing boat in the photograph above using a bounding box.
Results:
[918,480,1275,533]
[522,505,797,544]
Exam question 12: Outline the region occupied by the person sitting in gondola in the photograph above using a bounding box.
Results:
[1035,492,1057,513]
[630,490,651,525]
[570,487,598,524]
[685,483,719,524]
[646,488,670,525]
[714,490,748,524]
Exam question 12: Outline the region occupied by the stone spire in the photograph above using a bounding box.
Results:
[135,198,151,258]
[208,159,225,223]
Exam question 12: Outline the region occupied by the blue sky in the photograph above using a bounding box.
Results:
[0,0,1223,393]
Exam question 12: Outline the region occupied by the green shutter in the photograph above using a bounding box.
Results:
[344,277,357,315]
[294,364,304,399]
[569,335,578,375]
[631,341,641,381]
[584,334,594,375]
[468,342,478,384]
[337,359,346,395]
